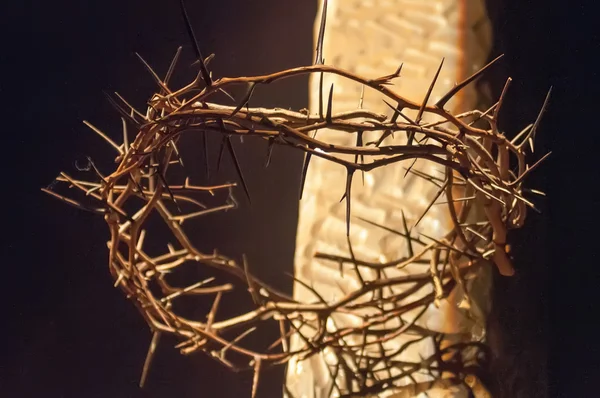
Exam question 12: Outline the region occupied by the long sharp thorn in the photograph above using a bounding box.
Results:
[511,151,552,186]
[251,357,262,398]
[414,180,448,227]
[216,136,226,173]
[315,0,328,65]
[179,0,211,86]
[265,138,275,168]
[230,82,257,119]
[382,99,417,125]
[344,168,354,236]
[404,157,418,178]
[401,209,414,257]
[164,46,182,89]
[243,254,260,305]
[416,58,444,124]
[326,83,334,123]
[218,88,236,103]
[103,91,140,128]
[135,52,171,94]
[319,72,325,119]
[299,153,312,200]
[157,167,181,213]
[436,54,504,108]
[493,77,512,122]
[226,136,252,204]
[525,86,553,151]
[139,331,161,388]
[170,139,184,168]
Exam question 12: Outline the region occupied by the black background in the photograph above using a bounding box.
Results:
[1,0,597,397]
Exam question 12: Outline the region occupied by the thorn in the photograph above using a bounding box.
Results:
[265,137,275,168]
[326,83,334,123]
[139,331,161,388]
[319,72,325,119]
[401,209,414,257]
[230,82,257,119]
[251,357,262,398]
[156,166,182,213]
[315,0,328,65]
[416,58,444,124]
[414,180,448,227]
[216,135,227,173]
[344,167,355,236]
[492,77,512,122]
[404,157,418,178]
[226,136,252,204]
[83,120,124,154]
[521,87,552,151]
[243,254,261,305]
[179,0,212,86]
[102,91,140,128]
[436,54,504,109]
[135,52,171,94]
[354,131,365,185]
[299,153,312,200]
[164,46,183,89]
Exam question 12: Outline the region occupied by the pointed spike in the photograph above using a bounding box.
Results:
[382,99,417,125]
[511,151,552,186]
[102,91,140,128]
[164,46,183,90]
[511,123,533,145]
[319,72,325,119]
[436,54,504,108]
[217,88,236,103]
[264,138,275,168]
[354,131,365,185]
[493,77,512,122]
[346,233,365,286]
[229,82,257,119]
[394,62,403,77]
[416,58,444,124]
[139,331,161,388]
[179,0,212,86]
[216,135,226,173]
[401,209,414,257]
[135,52,171,94]
[299,153,312,200]
[243,254,260,305]
[156,166,182,213]
[315,0,328,65]
[326,83,334,123]
[404,157,418,178]
[226,137,252,204]
[344,168,354,236]
[251,357,262,398]
[114,92,146,119]
[523,86,552,150]
[283,272,328,304]
[82,120,124,154]
[414,180,448,228]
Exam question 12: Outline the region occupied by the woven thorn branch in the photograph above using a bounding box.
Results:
[43,3,550,396]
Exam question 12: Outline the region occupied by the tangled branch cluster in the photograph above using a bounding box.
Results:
[44,21,549,397]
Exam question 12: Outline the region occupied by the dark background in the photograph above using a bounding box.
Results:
[1,0,596,397]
